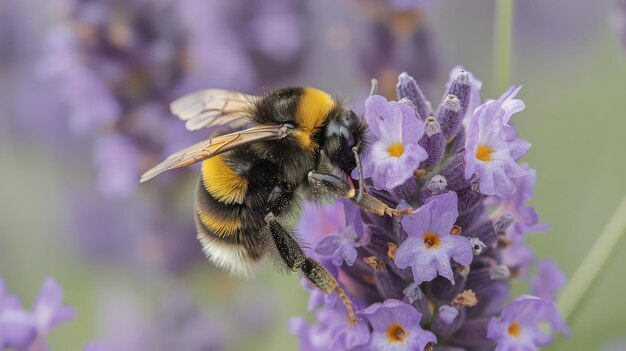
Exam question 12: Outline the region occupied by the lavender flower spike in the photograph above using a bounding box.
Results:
[395,192,473,284]
[362,95,428,190]
[487,295,569,350]
[361,299,436,351]
[464,86,531,199]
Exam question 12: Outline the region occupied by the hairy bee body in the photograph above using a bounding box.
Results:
[194,87,364,276]
[142,85,404,322]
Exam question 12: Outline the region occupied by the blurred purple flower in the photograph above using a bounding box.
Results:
[362,95,428,189]
[37,0,309,274]
[531,260,566,302]
[84,342,117,351]
[93,135,140,196]
[464,86,531,199]
[361,299,436,351]
[487,295,568,350]
[386,0,435,11]
[356,2,439,96]
[619,0,626,52]
[93,284,224,351]
[0,278,74,350]
[396,192,473,284]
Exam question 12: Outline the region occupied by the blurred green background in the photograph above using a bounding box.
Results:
[1,0,625,350]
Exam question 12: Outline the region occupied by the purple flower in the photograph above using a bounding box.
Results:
[490,164,549,237]
[0,278,74,350]
[464,86,531,199]
[362,95,428,190]
[395,192,473,284]
[314,225,361,267]
[28,278,76,349]
[361,299,436,351]
[291,296,370,351]
[0,280,34,349]
[531,260,566,302]
[487,295,568,350]
[500,235,535,273]
[298,201,347,252]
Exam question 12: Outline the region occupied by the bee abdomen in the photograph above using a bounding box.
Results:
[195,173,264,277]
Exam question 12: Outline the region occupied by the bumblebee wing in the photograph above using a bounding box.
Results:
[170,89,258,131]
[140,124,292,182]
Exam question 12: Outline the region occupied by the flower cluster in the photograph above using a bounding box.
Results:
[0,278,74,350]
[292,68,568,350]
[38,0,306,272]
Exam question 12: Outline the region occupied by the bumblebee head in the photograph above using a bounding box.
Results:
[323,109,368,174]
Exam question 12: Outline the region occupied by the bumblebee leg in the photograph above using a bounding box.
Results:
[307,171,412,217]
[264,214,357,323]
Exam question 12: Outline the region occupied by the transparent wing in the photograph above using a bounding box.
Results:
[140,124,293,182]
[170,89,259,131]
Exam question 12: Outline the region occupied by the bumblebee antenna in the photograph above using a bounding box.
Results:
[369,79,378,97]
[352,146,365,202]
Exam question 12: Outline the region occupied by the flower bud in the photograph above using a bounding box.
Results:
[445,70,471,118]
[467,220,497,247]
[432,306,466,337]
[436,94,462,140]
[396,72,432,120]
[456,180,484,216]
[418,116,445,170]
[440,151,471,191]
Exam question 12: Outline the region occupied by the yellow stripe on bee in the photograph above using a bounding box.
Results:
[197,208,242,237]
[294,87,335,149]
[201,154,248,205]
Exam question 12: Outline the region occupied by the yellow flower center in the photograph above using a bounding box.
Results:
[387,143,404,157]
[476,144,493,162]
[386,322,408,343]
[508,322,521,338]
[423,232,441,249]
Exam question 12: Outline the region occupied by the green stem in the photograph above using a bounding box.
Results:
[557,193,626,321]
[493,0,514,93]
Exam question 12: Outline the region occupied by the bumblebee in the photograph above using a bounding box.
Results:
[141,87,408,322]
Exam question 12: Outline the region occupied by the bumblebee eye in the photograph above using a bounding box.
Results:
[340,126,355,149]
